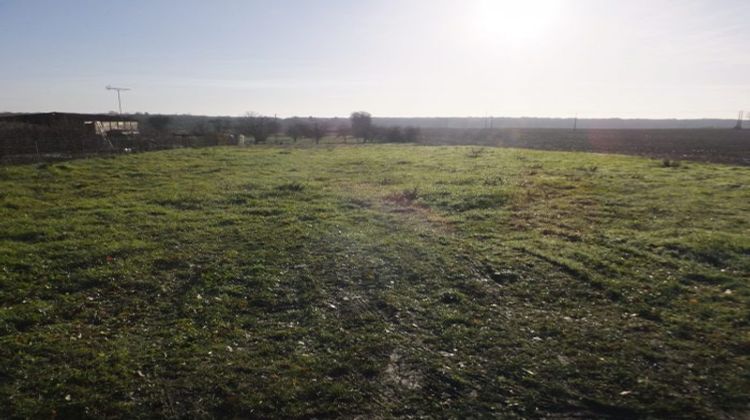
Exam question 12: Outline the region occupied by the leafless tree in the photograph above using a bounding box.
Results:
[335,125,352,143]
[350,111,373,142]
[242,112,280,144]
[306,119,329,144]
[286,119,307,143]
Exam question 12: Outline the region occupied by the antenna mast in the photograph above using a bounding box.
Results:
[734,111,744,130]
[106,85,131,114]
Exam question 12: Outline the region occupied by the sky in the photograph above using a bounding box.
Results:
[0,0,748,118]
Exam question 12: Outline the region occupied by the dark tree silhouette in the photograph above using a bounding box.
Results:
[307,119,328,144]
[147,115,171,132]
[208,118,231,133]
[403,126,420,142]
[335,125,352,143]
[350,112,373,142]
[242,113,280,144]
[286,120,307,143]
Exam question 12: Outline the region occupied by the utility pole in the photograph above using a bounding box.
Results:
[735,110,744,130]
[573,114,578,131]
[106,85,131,114]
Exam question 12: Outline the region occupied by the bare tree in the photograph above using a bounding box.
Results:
[286,119,307,143]
[208,117,231,133]
[242,113,280,144]
[306,119,329,144]
[350,111,373,142]
[335,124,352,143]
[403,126,420,142]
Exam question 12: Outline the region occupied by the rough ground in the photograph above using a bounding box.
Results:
[0,145,748,418]
[420,128,750,165]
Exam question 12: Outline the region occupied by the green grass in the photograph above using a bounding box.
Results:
[1,145,748,418]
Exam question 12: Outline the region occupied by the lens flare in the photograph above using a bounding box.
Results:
[473,0,563,45]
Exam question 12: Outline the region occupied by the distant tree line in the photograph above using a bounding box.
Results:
[133,111,421,145]
[285,118,329,144]
[0,110,420,159]
[233,111,419,144]
[348,111,420,143]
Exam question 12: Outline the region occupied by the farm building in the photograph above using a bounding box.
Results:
[0,112,139,136]
[0,112,140,156]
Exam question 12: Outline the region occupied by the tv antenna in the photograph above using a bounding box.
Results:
[106,85,131,114]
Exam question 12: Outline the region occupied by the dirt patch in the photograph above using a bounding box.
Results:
[384,188,421,207]
[384,351,421,390]
[381,190,454,233]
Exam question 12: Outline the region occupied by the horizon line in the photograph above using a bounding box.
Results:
[0,110,745,121]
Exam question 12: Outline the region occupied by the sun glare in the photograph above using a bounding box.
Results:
[473,0,563,44]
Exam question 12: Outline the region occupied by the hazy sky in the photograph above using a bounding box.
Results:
[1,0,748,118]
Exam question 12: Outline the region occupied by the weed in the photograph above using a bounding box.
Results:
[467,148,485,158]
[275,181,305,192]
[482,175,505,186]
[379,177,398,185]
[385,187,420,206]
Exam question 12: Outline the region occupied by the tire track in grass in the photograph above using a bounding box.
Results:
[316,183,553,416]
[292,188,465,413]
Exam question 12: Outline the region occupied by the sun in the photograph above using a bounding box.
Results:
[473,0,563,45]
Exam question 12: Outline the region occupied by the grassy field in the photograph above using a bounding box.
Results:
[419,128,750,166]
[0,145,748,418]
